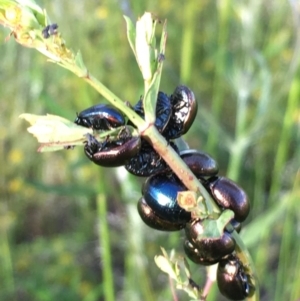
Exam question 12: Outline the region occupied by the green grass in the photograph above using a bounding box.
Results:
[0,0,300,300]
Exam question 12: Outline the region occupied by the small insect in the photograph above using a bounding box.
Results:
[131,91,172,133]
[124,140,168,177]
[75,104,125,130]
[157,53,165,63]
[202,176,250,223]
[162,85,198,139]
[228,219,242,233]
[137,197,186,231]
[184,219,236,266]
[183,240,220,266]
[217,254,255,300]
[84,129,141,167]
[180,149,219,177]
[141,173,191,224]
[42,23,58,39]
[125,141,179,177]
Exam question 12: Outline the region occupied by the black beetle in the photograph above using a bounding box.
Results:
[84,132,141,167]
[42,23,58,38]
[75,104,125,130]
[142,173,191,224]
[217,254,255,300]
[203,176,250,223]
[137,197,186,231]
[183,240,221,266]
[180,149,219,177]
[125,141,178,177]
[228,219,242,233]
[184,219,236,265]
[163,85,198,139]
[131,91,172,133]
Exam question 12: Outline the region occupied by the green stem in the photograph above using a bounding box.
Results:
[180,1,197,83]
[227,90,250,181]
[269,73,300,200]
[232,231,260,301]
[83,74,146,125]
[0,228,15,297]
[206,0,231,154]
[97,192,115,301]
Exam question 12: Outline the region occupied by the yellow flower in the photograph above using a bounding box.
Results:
[8,178,23,193]
[79,281,93,297]
[8,149,24,164]
[95,6,108,20]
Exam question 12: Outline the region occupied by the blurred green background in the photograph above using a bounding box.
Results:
[0,0,300,300]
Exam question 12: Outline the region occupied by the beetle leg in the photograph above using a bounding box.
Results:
[84,134,105,156]
[117,126,132,140]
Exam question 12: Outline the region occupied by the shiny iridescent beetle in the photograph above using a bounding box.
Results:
[139,173,191,229]
[131,91,172,133]
[184,219,236,265]
[84,129,141,167]
[75,104,125,130]
[202,176,250,223]
[137,150,216,229]
[125,141,179,177]
[217,254,255,300]
[163,85,198,139]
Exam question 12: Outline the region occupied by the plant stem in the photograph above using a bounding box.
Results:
[0,228,15,297]
[232,231,260,301]
[227,88,250,181]
[97,192,115,301]
[269,72,300,201]
[206,0,231,155]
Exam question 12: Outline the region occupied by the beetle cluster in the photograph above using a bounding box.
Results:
[74,86,255,300]
[75,103,142,167]
[139,150,254,300]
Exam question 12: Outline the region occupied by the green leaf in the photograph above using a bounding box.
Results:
[183,257,191,279]
[135,12,159,81]
[16,0,43,15]
[154,255,177,280]
[242,196,287,247]
[124,15,136,57]
[143,19,167,124]
[19,113,92,151]
[200,210,234,239]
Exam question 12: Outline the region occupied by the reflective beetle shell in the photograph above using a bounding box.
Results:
[131,92,172,133]
[180,149,219,177]
[75,104,125,130]
[183,240,220,266]
[84,133,141,167]
[137,197,186,231]
[205,176,250,223]
[142,174,191,224]
[125,141,178,177]
[228,219,242,233]
[125,140,167,177]
[217,254,255,300]
[163,85,198,139]
[184,220,235,265]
